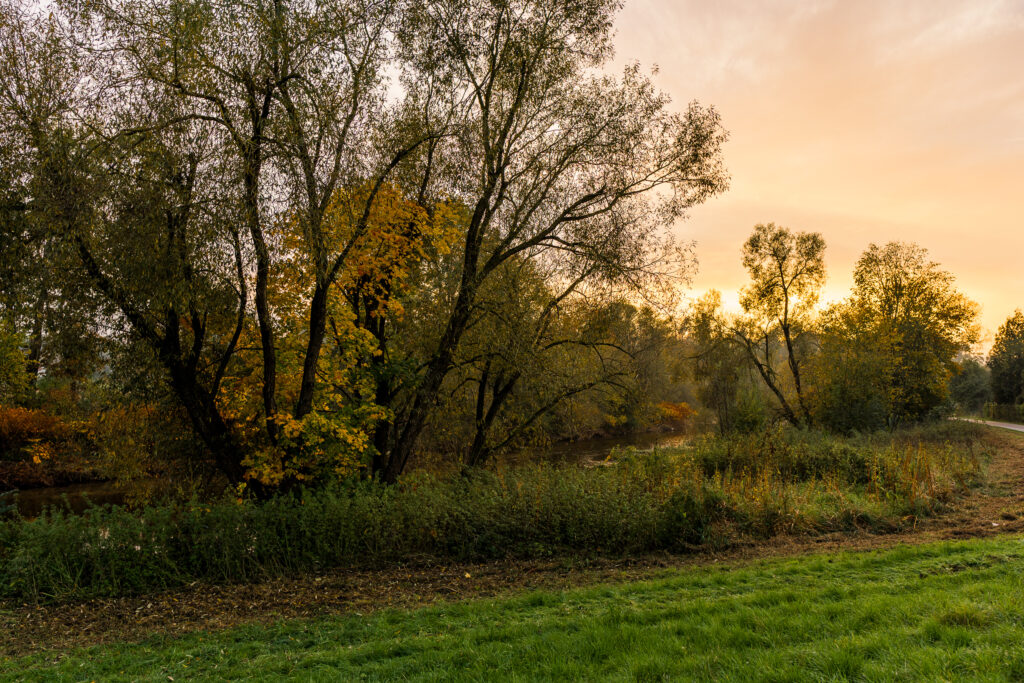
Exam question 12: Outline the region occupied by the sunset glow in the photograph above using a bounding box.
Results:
[616,0,1024,347]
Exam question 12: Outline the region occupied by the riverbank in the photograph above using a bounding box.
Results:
[2,428,695,519]
[0,422,985,605]
[2,423,1020,655]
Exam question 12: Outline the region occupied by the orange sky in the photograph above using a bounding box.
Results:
[614,0,1024,350]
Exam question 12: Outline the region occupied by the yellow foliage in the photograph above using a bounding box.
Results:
[217,182,464,486]
[0,406,73,449]
[658,401,696,424]
[242,411,378,486]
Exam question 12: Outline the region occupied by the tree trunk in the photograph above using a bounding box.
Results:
[168,363,248,484]
[380,192,495,482]
[25,287,46,381]
[294,280,329,419]
[780,319,812,425]
[244,152,278,443]
[738,332,801,427]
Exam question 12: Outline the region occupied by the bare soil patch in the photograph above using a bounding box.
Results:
[3,428,1023,657]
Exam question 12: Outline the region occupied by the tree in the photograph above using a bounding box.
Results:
[811,301,889,432]
[989,310,1024,405]
[367,0,728,480]
[454,292,685,466]
[949,356,992,414]
[685,291,743,433]
[820,242,978,426]
[231,183,459,485]
[67,0,430,473]
[731,223,825,426]
[0,1,107,400]
[0,0,259,479]
[434,258,620,468]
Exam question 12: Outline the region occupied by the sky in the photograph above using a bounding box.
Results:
[613,0,1024,350]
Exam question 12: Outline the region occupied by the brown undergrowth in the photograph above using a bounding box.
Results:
[2,428,1022,657]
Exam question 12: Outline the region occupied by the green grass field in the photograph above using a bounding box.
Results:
[4,535,1024,681]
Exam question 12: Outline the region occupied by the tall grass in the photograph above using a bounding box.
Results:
[0,423,985,603]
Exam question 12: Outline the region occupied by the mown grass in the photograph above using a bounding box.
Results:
[3,535,1024,681]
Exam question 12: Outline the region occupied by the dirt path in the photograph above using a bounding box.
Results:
[3,428,1024,657]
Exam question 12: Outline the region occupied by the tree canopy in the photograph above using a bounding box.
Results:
[817,242,978,427]
[0,0,727,490]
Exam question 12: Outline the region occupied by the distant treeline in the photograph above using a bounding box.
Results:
[686,223,990,435]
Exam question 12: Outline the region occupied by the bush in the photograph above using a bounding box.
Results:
[0,407,76,459]
[730,386,769,433]
[0,423,984,603]
[0,406,101,488]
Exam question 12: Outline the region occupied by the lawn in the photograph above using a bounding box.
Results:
[4,534,1024,681]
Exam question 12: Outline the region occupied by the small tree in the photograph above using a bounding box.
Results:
[686,290,744,433]
[989,310,1024,405]
[811,302,889,432]
[949,357,992,414]
[732,223,825,426]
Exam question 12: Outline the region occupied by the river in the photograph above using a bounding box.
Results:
[498,429,691,465]
[3,480,127,518]
[3,430,692,517]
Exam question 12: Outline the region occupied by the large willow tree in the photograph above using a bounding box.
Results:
[0,0,727,486]
[375,0,729,480]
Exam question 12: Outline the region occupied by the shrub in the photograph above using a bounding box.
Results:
[0,407,75,459]
[0,422,984,603]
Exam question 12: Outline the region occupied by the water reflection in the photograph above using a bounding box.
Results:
[4,481,126,518]
[3,431,692,517]
[499,430,691,465]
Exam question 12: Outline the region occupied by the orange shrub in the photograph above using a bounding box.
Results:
[657,401,697,426]
[0,406,75,458]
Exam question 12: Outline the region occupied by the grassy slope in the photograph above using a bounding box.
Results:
[4,535,1024,681]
